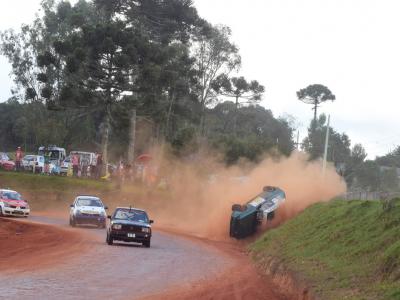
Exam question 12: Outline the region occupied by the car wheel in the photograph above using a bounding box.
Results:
[69,217,75,227]
[143,240,151,248]
[0,207,3,217]
[106,233,113,245]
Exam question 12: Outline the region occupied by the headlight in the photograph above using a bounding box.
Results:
[100,211,106,217]
[112,224,122,230]
[142,227,150,233]
[75,210,82,215]
[3,202,10,208]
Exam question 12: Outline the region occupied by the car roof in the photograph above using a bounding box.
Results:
[0,189,18,193]
[115,207,146,212]
[70,151,95,155]
[75,195,102,202]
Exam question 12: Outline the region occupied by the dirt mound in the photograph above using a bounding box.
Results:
[0,218,89,273]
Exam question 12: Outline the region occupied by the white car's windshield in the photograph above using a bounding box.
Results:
[114,209,149,223]
[0,153,9,161]
[76,198,103,207]
[24,155,35,161]
[2,192,22,200]
[39,150,61,160]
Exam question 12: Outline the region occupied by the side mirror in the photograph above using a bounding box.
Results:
[232,204,242,212]
[149,220,154,224]
[104,206,108,210]
[107,215,112,219]
[70,204,74,208]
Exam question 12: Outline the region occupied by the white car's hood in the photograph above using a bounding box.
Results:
[75,206,105,214]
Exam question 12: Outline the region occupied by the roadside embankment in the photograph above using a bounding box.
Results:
[251,199,400,300]
[0,218,89,273]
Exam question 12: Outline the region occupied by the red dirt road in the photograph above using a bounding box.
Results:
[0,218,89,274]
[0,215,288,300]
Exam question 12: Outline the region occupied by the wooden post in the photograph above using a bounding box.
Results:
[101,114,110,177]
[128,109,136,163]
[322,115,331,177]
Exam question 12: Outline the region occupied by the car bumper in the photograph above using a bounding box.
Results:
[74,214,106,225]
[110,230,151,243]
[3,208,30,217]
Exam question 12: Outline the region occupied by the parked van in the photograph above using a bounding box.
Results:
[38,145,66,166]
[62,151,97,177]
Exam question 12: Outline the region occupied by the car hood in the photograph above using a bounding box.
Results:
[111,219,151,228]
[76,206,105,214]
[2,199,28,206]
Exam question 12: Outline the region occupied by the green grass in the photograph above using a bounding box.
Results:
[251,199,400,300]
[0,170,112,192]
[0,170,167,212]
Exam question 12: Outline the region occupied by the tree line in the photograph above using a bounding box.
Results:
[1,0,398,193]
[0,0,292,164]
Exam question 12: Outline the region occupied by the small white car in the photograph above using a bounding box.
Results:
[60,156,71,176]
[69,196,107,228]
[21,155,45,173]
[0,189,30,217]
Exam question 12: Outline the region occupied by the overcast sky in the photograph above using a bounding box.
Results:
[0,0,399,158]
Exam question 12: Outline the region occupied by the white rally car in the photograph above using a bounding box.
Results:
[69,195,108,228]
[0,189,30,217]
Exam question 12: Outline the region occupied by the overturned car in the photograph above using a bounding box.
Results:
[229,186,286,239]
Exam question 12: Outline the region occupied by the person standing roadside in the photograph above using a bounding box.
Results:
[15,147,23,171]
[72,153,80,177]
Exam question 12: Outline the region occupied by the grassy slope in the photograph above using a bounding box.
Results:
[0,170,112,192]
[251,200,400,300]
[0,170,165,212]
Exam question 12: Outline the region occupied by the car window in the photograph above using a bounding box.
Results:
[76,198,103,207]
[2,192,22,200]
[113,209,149,223]
[0,153,9,161]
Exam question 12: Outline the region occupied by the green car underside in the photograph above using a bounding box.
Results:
[230,189,284,239]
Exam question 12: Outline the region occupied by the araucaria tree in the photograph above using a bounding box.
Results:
[296,84,335,123]
[2,0,201,169]
[212,74,264,134]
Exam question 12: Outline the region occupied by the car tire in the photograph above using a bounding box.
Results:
[143,240,151,248]
[69,217,76,227]
[0,207,3,217]
[106,233,113,245]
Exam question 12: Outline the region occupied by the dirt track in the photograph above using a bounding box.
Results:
[0,214,288,300]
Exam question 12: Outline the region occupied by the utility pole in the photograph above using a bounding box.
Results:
[128,109,136,163]
[322,115,331,176]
